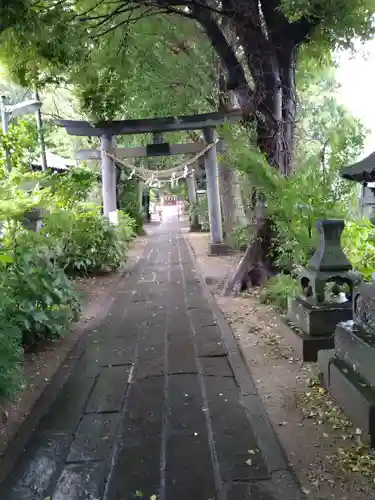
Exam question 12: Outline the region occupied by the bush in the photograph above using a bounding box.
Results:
[228,223,253,251]
[220,123,361,273]
[119,177,145,235]
[0,294,23,400]
[343,218,375,281]
[117,211,136,243]
[0,123,137,400]
[0,205,136,399]
[0,228,81,398]
[259,273,300,312]
[42,208,135,275]
[191,197,209,232]
[1,229,81,348]
[44,167,98,209]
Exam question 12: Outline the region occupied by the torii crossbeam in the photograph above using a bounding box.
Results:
[56,109,241,136]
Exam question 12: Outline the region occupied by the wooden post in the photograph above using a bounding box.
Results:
[100,134,117,220]
[203,127,228,254]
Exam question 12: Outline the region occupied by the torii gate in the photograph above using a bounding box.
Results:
[57,109,241,254]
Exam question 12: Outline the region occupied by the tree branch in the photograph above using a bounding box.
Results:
[289,15,321,45]
[190,3,248,92]
[259,0,288,34]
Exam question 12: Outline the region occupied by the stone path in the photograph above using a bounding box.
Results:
[0,221,304,500]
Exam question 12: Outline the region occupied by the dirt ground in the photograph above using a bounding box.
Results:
[185,230,375,500]
[0,235,148,459]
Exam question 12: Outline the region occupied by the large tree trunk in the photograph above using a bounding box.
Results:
[216,22,247,239]
[219,163,247,237]
[221,7,300,293]
[193,0,317,294]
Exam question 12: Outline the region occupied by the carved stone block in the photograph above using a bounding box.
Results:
[353,282,375,334]
[287,297,352,337]
[319,282,375,446]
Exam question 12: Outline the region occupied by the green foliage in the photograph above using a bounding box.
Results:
[0,4,216,122]
[0,145,81,351]
[191,196,209,232]
[228,223,253,251]
[0,293,23,399]
[0,225,81,398]
[117,211,137,243]
[0,0,372,400]
[44,166,98,209]
[343,219,375,281]
[221,60,366,270]
[1,229,81,348]
[295,58,369,172]
[281,0,374,49]
[119,176,144,235]
[0,119,39,176]
[167,179,188,199]
[42,208,135,275]
[70,13,216,120]
[0,3,86,88]
[0,120,137,401]
[0,1,29,30]
[259,274,300,312]
[223,108,375,288]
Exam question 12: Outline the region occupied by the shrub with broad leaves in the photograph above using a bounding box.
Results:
[42,207,136,275]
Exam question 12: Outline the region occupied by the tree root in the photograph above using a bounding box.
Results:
[221,218,273,296]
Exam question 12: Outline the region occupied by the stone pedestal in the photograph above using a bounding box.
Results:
[319,283,375,446]
[287,297,351,361]
[288,297,352,336]
[319,343,375,446]
[209,243,231,256]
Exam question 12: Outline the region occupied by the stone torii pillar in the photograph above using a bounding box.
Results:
[186,168,201,232]
[138,179,144,215]
[100,134,117,222]
[203,127,228,255]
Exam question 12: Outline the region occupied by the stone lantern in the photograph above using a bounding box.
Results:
[21,207,43,232]
[287,219,361,361]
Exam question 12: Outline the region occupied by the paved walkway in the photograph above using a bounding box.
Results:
[0,221,304,500]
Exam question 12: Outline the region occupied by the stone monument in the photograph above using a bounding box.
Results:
[21,207,44,232]
[319,281,375,446]
[287,219,361,361]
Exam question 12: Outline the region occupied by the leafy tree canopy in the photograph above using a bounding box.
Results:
[0,1,371,174]
[281,0,374,48]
